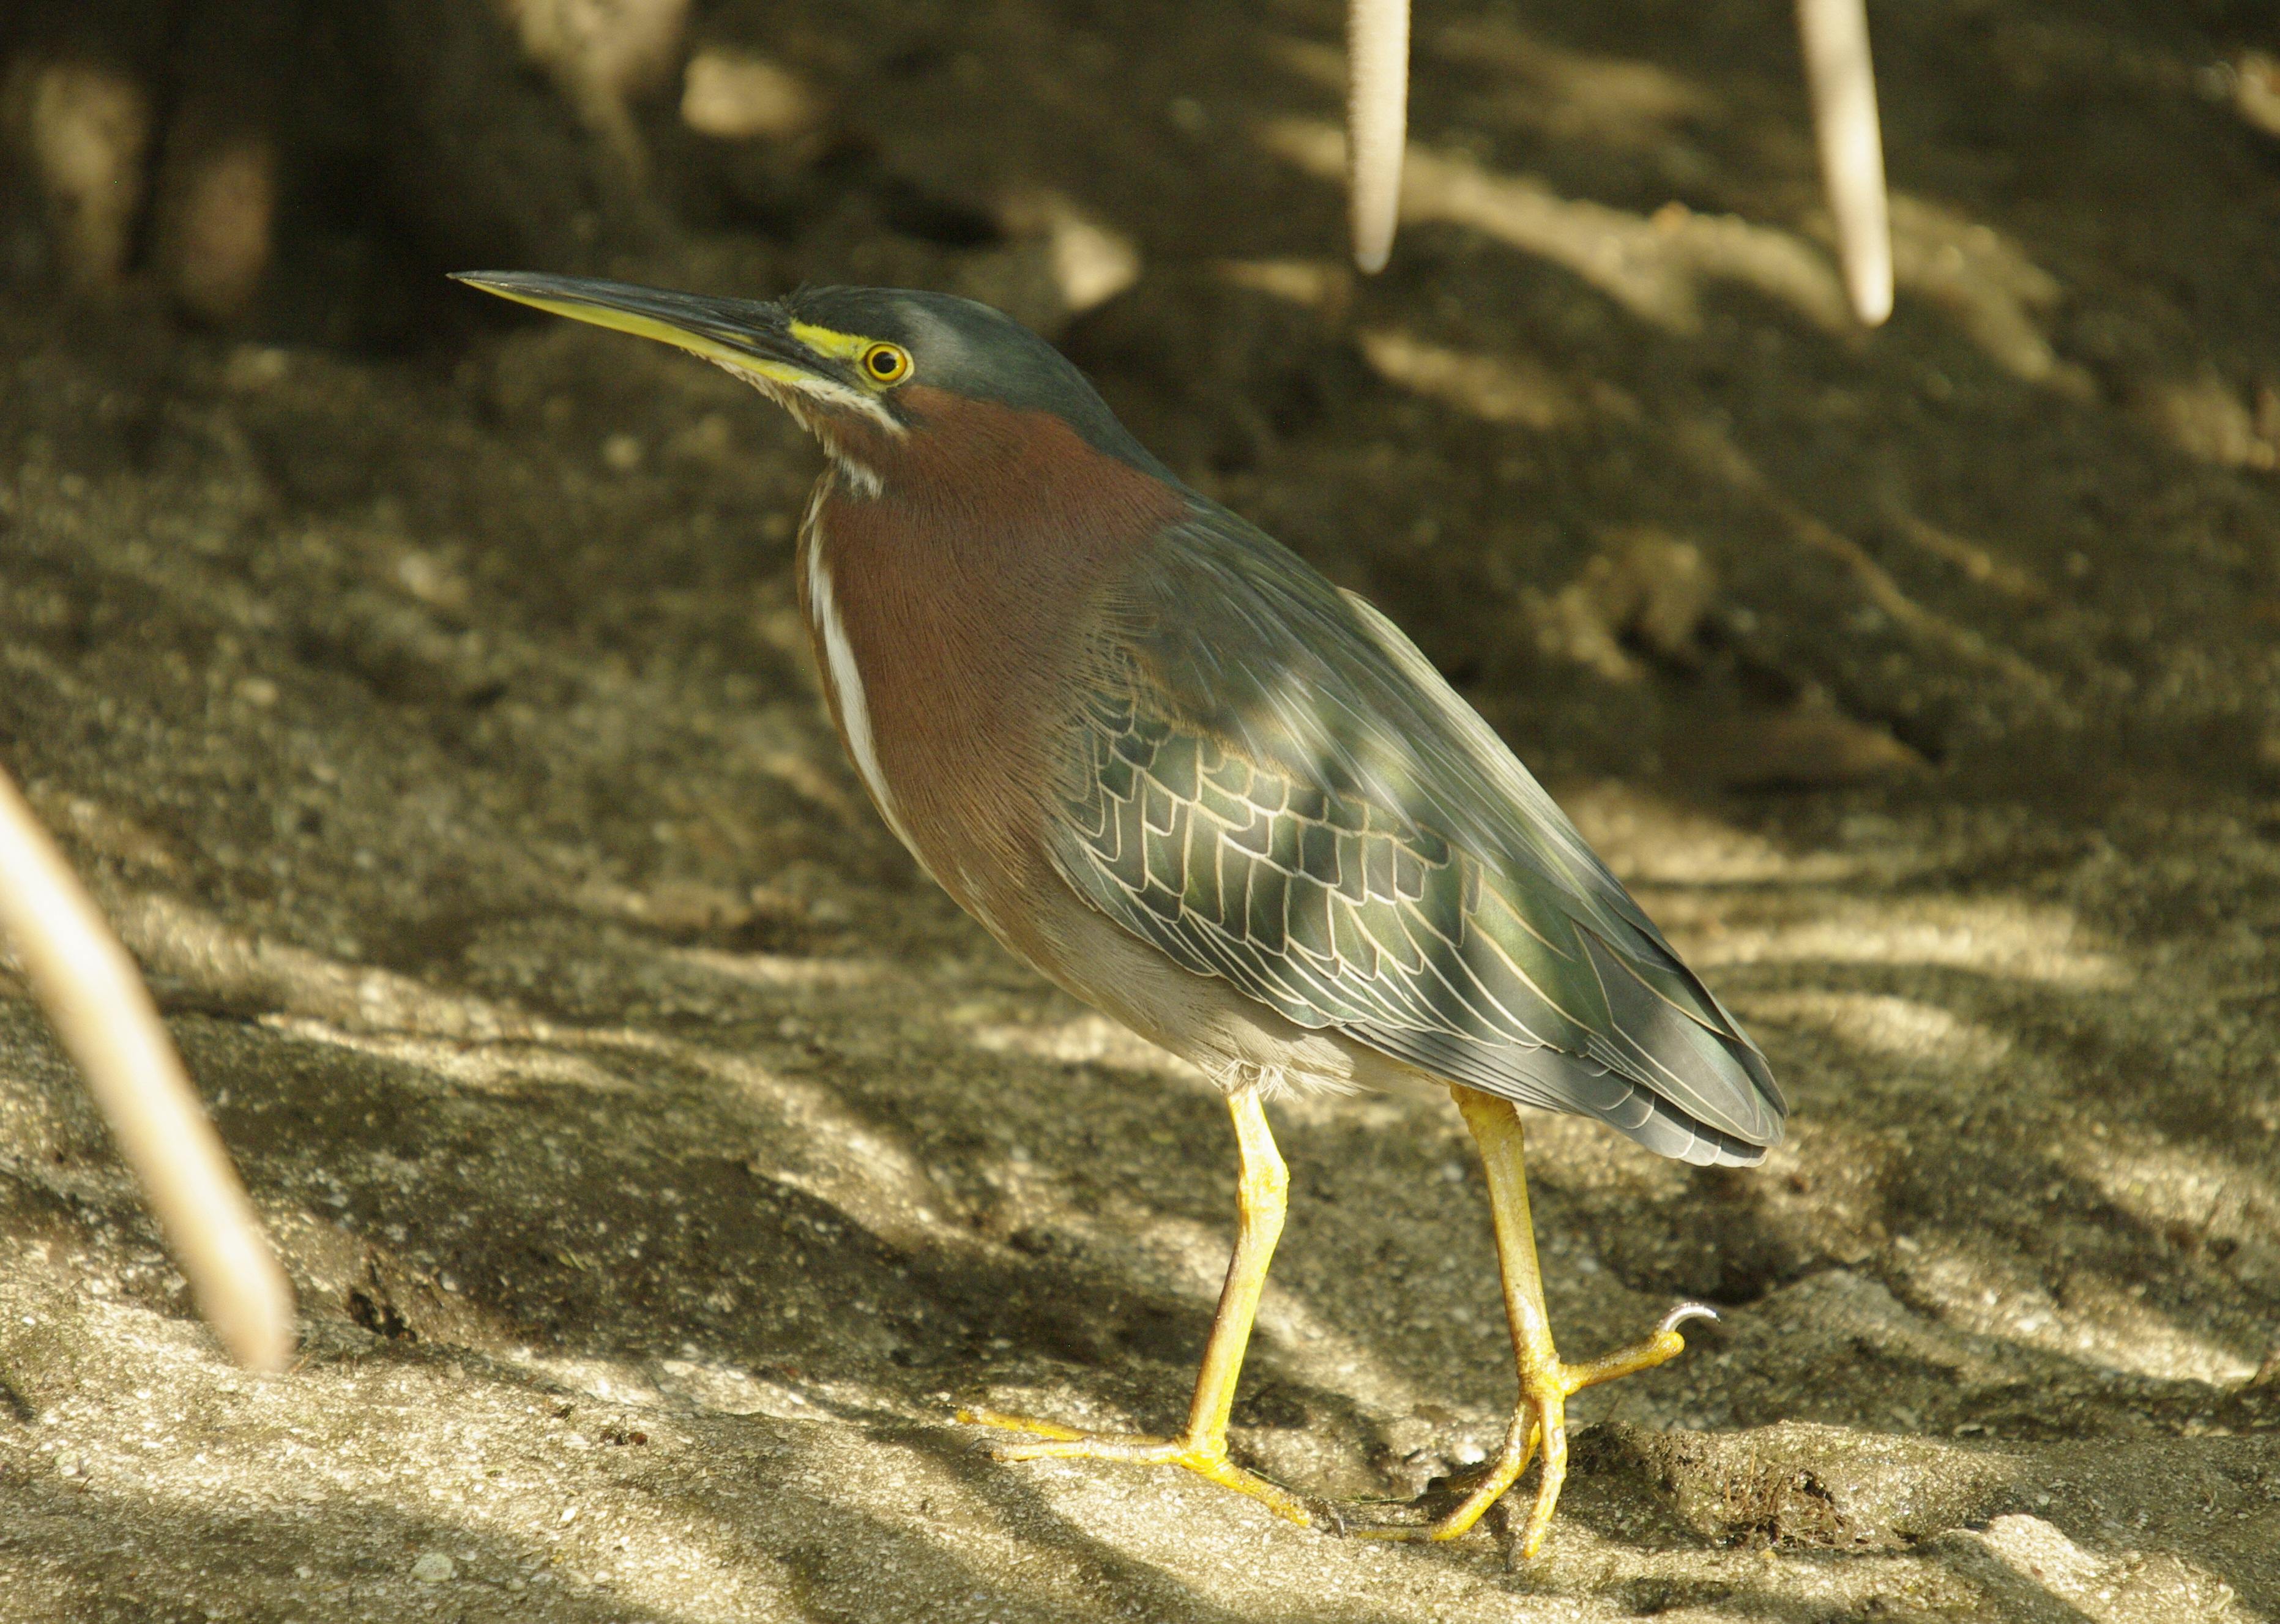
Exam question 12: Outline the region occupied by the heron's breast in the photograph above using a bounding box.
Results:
[794,484,1084,941]
[792,404,1185,948]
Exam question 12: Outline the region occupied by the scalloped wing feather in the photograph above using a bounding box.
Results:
[1045,504,1786,1164]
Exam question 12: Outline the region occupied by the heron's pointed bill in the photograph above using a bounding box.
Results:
[451,270,830,390]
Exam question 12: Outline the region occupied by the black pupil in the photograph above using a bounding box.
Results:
[871,350,898,376]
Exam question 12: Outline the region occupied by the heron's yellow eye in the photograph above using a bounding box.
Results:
[859,342,912,386]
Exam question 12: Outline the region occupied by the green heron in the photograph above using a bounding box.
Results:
[454,271,1785,1556]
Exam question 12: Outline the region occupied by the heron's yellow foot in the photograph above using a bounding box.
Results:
[1352,1302,1715,1557]
[958,1408,1314,1525]
[955,1092,1306,1525]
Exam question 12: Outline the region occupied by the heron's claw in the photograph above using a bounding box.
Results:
[1658,1301,1719,1336]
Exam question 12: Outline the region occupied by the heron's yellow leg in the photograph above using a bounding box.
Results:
[960,1084,1311,1525]
[1355,1086,1714,1557]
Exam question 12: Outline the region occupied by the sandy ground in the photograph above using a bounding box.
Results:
[4,1,2280,1619]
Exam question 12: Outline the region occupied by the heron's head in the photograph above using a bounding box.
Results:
[453,273,1163,496]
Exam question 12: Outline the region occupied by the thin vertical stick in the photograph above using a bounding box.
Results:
[1798,0,1893,325]
[1347,0,1409,274]
[0,765,293,1370]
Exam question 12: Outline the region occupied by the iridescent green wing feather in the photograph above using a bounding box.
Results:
[1046,504,1785,1168]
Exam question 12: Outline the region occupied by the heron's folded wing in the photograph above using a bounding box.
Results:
[1043,504,1784,1159]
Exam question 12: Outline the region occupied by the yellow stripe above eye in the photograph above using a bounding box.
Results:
[787,321,871,360]
[466,281,820,388]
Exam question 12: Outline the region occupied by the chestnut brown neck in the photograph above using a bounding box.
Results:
[797,388,1187,938]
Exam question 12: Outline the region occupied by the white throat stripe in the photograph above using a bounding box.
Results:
[805,531,919,856]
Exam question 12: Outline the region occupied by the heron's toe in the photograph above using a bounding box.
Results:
[956,1410,1312,1524]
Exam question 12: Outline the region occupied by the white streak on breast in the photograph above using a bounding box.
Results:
[803,514,921,859]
